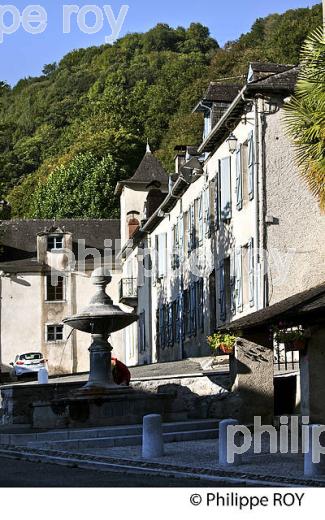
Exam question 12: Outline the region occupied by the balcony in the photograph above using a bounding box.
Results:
[119,278,138,307]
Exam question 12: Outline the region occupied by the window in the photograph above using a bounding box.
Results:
[219,157,232,221]
[248,131,255,200]
[47,235,64,251]
[47,324,64,342]
[156,233,167,279]
[219,257,232,322]
[46,275,65,302]
[235,247,243,313]
[236,143,249,211]
[242,239,255,308]
[171,224,179,270]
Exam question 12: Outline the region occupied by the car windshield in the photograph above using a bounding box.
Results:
[19,353,43,361]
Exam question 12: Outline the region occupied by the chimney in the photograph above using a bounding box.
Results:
[174,146,186,174]
[0,200,11,220]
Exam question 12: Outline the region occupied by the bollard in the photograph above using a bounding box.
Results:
[142,414,164,459]
[304,424,325,476]
[219,418,242,466]
[38,367,49,385]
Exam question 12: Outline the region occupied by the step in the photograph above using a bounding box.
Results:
[28,428,219,450]
[0,418,219,446]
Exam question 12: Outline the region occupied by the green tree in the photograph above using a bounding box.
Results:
[284,27,325,209]
[28,153,125,219]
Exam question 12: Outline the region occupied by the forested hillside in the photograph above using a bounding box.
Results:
[0,3,322,218]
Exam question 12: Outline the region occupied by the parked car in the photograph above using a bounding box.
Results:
[10,352,47,379]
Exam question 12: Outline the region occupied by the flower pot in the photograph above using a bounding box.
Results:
[219,343,234,355]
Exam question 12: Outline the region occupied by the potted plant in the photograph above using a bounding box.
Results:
[274,327,307,352]
[207,332,237,355]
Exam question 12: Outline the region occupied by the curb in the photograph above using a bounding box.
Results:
[0,445,322,487]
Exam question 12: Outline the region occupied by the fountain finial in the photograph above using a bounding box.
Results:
[91,266,112,287]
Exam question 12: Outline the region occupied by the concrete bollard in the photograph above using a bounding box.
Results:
[38,367,49,385]
[142,414,164,459]
[304,424,325,476]
[219,418,242,466]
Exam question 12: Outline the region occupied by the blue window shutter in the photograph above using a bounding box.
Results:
[190,283,197,336]
[220,157,232,221]
[248,131,255,200]
[158,233,167,277]
[171,225,176,270]
[191,204,196,250]
[198,279,204,332]
[180,290,185,340]
[175,298,180,342]
[155,235,159,280]
[219,260,226,321]
[168,303,173,347]
[199,195,203,245]
[248,238,255,307]
[179,214,184,261]
[230,250,236,316]
[215,170,220,229]
[236,247,243,312]
[236,146,243,210]
[159,306,164,349]
[187,208,192,255]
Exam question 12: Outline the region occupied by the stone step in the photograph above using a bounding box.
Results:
[28,427,219,450]
[0,419,219,446]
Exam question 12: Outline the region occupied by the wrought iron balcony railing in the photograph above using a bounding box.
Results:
[119,278,138,304]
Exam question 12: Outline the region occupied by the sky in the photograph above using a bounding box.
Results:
[0,0,321,85]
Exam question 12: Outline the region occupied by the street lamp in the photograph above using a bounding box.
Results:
[226,133,238,154]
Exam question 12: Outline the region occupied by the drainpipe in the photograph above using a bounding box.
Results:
[257,97,267,308]
[242,93,265,310]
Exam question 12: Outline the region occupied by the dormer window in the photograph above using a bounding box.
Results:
[204,113,212,139]
[47,235,64,251]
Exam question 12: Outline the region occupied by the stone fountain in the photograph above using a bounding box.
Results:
[4,267,177,429]
[63,267,137,395]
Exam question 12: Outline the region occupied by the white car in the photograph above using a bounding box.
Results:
[10,352,47,379]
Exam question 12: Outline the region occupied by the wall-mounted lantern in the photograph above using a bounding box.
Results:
[226,133,238,154]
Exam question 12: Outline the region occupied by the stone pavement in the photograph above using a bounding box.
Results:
[74,437,325,487]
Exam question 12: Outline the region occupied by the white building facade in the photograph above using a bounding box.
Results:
[118,62,325,366]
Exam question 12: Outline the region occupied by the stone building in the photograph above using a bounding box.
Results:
[117,62,325,368]
[0,61,324,385]
[0,219,124,374]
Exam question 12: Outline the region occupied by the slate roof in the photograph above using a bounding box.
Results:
[248,62,295,82]
[115,151,169,195]
[193,84,241,113]
[249,66,299,92]
[198,63,299,154]
[203,83,242,103]
[221,282,325,332]
[0,219,121,265]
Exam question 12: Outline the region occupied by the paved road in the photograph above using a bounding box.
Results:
[0,456,236,487]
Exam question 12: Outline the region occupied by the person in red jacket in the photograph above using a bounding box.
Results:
[111,357,131,386]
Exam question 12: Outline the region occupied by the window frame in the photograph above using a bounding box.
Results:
[47,235,64,252]
[46,324,64,343]
[45,274,66,303]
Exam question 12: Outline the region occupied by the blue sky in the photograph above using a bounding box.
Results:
[1,0,321,85]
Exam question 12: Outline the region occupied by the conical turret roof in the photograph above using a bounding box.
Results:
[115,149,168,195]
